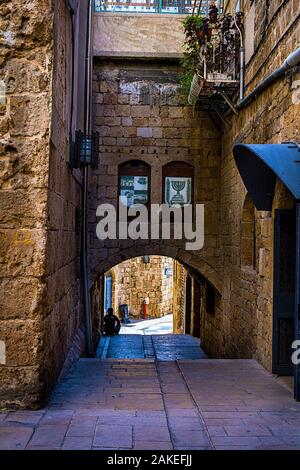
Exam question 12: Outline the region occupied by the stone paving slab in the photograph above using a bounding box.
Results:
[134,441,173,450]
[0,425,33,450]
[171,429,211,448]
[28,424,70,448]
[93,424,133,449]
[62,436,93,450]
[0,413,8,422]
[1,339,300,450]
[4,411,44,426]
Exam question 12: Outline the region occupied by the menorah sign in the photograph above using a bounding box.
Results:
[171,180,186,205]
[165,177,192,207]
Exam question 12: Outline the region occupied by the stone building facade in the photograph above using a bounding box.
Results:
[90,0,300,376]
[89,58,222,280]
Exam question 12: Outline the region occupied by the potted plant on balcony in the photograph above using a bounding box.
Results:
[180,5,243,105]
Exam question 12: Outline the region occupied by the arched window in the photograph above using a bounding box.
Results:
[241,194,256,269]
[118,160,151,210]
[162,162,194,207]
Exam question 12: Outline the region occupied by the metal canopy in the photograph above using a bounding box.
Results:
[233,143,300,211]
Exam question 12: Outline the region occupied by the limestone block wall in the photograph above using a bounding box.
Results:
[93,13,186,58]
[111,256,174,318]
[42,0,87,396]
[0,0,87,408]
[90,60,222,293]
[0,0,54,408]
[200,0,300,370]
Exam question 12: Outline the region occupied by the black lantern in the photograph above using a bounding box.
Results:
[69,130,99,170]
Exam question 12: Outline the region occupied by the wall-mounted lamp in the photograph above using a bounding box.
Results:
[69,130,99,170]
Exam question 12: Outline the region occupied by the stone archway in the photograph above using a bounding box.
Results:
[89,243,224,360]
[89,242,223,295]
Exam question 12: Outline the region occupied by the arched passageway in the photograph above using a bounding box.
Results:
[91,255,221,361]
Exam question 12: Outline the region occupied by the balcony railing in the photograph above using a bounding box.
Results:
[184,8,243,113]
[94,0,224,15]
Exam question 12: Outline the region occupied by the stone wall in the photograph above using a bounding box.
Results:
[110,256,173,319]
[0,0,87,408]
[200,0,300,370]
[93,13,185,58]
[41,0,87,398]
[90,59,222,293]
[0,0,54,408]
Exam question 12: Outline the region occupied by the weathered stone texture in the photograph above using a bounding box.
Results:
[0,0,54,408]
[90,0,300,373]
[0,0,86,408]
[93,13,186,58]
[0,366,42,409]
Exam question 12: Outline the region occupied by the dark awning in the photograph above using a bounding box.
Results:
[233,143,300,211]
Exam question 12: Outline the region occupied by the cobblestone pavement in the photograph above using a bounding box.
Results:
[1,338,300,450]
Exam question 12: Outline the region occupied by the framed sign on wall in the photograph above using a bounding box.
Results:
[163,162,194,208]
[165,176,192,207]
[120,175,149,207]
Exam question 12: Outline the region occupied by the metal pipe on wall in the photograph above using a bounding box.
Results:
[234,12,244,101]
[237,46,300,110]
[65,0,75,140]
[81,0,94,356]
[239,46,245,101]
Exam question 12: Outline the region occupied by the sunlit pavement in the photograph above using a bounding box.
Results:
[120,314,173,335]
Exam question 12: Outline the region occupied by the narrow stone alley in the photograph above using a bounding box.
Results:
[1,335,300,450]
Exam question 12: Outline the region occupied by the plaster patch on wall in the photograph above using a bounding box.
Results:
[119,81,144,95]
[0,80,6,105]
[0,30,15,46]
[258,248,265,277]
[0,341,6,365]
[158,84,179,94]
[137,127,153,138]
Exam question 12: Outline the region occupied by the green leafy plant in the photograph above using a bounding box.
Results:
[179,52,198,101]
[180,6,243,101]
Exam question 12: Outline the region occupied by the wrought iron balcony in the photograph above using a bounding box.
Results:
[181,6,243,122]
[94,0,224,15]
